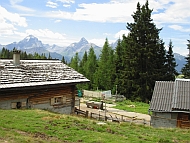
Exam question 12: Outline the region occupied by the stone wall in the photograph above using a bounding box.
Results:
[151,112,178,128]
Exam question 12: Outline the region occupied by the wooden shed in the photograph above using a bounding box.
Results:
[149,79,190,128]
[0,51,89,114]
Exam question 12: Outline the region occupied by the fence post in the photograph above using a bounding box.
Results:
[105,116,107,121]
[121,115,123,122]
[85,110,89,118]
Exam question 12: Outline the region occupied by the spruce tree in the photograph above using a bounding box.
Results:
[78,51,87,75]
[125,0,167,101]
[181,39,190,78]
[165,40,178,80]
[69,53,80,71]
[85,47,97,90]
[114,36,128,95]
[95,38,114,91]
[48,52,52,59]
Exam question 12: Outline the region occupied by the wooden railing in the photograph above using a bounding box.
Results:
[74,108,149,125]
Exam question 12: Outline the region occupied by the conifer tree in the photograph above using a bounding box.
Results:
[95,38,115,91]
[114,37,125,94]
[165,40,178,80]
[61,56,66,64]
[124,0,167,101]
[85,47,97,90]
[48,52,52,59]
[78,51,87,75]
[69,52,80,71]
[181,39,190,78]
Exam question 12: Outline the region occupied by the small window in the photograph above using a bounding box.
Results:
[50,96,66,105]
[16,102,21,109]
[54,97,62,104]
[11,102,23,109]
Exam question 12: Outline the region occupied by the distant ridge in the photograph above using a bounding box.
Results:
[0,35,186,72]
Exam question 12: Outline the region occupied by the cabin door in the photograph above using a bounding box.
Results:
[177,113,190,128]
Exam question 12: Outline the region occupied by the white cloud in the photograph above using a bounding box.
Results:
[43,0,190,25]
[56,0,75,4]
[169,25,190,32]
[10,0,35,12]
[45,1,135,23]
[25,29,65,39]
[24,29,75,46]
[115,30,129,39]
[54,19,62,23]
[63,4,71,7]
[46,1,59,8]
[152,0,190,24]
[0,6,27,35]
[0,29,75,46]
[89,38,105,47]
[103,33,111,36]
[10,0,23,5]
[89,38,115,47]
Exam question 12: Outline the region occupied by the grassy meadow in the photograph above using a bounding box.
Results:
[114,100,150,114]
[0,109,190,143]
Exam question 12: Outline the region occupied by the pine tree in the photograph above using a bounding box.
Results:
[48,53,52,59]
[69,52,80,71]
[78,51,87,75]
[124,0,167,101]
[165,40,178,80]
[181,39,190,78]
[95,38,115,91]
[85,47,97,90]
[61,56,66,64]
[114,38,124,94]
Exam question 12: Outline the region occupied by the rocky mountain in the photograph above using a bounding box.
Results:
[2,35,63,60]
[174,53,186,73]
[62,37,102,60]
[0,35,187,73]
[0,35,102,62]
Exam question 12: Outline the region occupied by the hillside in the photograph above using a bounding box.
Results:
[0,109,189,143]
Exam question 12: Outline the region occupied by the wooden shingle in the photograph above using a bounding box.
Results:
[0,59,89,89]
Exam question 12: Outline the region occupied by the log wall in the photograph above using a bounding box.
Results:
[0,84,77,114]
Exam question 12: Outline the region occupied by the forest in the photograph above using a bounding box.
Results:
[1,1,190,102]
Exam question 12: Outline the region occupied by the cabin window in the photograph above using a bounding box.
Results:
[11,102,26,109]
[50,96,66,105]
[54,97,62,104]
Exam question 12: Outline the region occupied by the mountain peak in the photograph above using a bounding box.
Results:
[24,35,37,41]
[79,37,88,44]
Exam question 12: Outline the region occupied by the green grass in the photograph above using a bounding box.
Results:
[0,109,190,143]
[114,100,150,114]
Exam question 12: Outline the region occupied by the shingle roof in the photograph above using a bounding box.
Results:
[0,59,89,89]
[149,79,190,112]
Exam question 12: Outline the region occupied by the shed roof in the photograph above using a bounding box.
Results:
[149,79,190,112]
[0,59,89,89]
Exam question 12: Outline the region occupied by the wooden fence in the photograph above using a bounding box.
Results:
[74,108,149,125]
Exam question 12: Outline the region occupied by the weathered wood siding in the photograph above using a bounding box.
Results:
[177,113,190,129]
[0,84,77,114]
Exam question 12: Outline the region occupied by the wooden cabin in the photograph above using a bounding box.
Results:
[149,79,190,129]
[0,50,89,114]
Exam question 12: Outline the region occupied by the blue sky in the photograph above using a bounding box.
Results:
[0,0,190,56]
